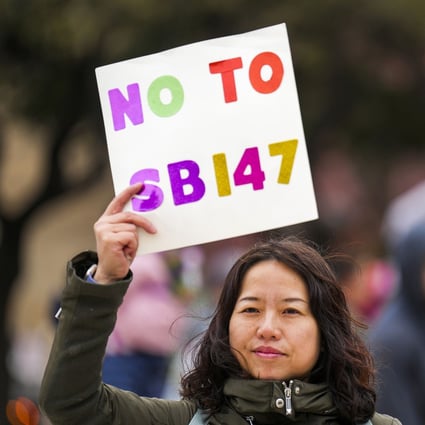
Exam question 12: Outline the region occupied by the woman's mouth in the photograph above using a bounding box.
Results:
[253,346,284,358]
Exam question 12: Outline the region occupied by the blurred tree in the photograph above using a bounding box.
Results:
[0,0,424,421]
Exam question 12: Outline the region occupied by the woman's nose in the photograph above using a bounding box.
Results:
[256,313,282,339]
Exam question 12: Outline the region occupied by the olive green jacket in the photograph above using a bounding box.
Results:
[39,252,401,425]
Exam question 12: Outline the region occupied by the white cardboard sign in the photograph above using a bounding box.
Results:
[96,23,318,254]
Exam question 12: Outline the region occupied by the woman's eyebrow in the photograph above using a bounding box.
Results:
[237,296,307,304]
[283,297,308,304]
[238,296,260,302]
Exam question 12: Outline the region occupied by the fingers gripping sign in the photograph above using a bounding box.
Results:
[93,183,157,284]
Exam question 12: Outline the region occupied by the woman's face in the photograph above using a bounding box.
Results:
[229,259,321,381]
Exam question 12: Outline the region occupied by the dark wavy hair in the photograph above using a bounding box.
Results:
[180,236,376,424]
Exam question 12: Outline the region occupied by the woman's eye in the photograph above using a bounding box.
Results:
[283,308,299,315]
[242,307,259,313]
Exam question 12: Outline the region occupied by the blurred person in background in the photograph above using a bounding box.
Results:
[381,180,425,252]
[102,253,187,397]
[336,257,396,325]
[368,221,425,425]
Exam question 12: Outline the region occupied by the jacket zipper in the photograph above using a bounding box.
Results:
[245,416,255,425]
[245,380,294,423]
[282,380,294,415]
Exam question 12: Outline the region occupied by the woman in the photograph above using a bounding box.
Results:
[39,184,401,425]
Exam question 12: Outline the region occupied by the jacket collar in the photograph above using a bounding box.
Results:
[222,378,338,424]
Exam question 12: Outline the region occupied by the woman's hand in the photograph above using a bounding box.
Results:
[93,183,157,284]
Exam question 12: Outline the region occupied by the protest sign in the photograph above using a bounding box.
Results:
[96,23,318,254]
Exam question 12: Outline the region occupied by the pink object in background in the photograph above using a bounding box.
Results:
[106,253,187,356]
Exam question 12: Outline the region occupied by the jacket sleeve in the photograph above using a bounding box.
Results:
[38,251,196,425]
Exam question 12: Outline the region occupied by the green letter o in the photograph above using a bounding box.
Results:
[148,75,184,117]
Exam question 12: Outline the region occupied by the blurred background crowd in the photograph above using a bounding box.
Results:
[1,1,425,424]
